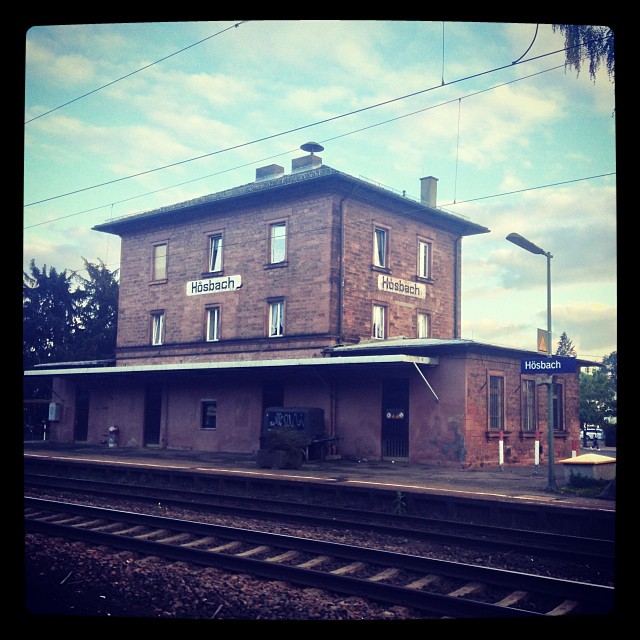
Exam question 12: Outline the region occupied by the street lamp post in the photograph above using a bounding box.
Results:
[506,233,556,490]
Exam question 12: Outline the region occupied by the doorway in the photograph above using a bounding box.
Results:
[144,384,162,446]
[74,384,90,442]
[381,378,409,459]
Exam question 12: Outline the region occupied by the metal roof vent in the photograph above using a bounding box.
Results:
[292,142,324,173]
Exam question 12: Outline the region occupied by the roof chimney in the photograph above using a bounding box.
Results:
[256,164,284,182]
[420,176,438,208]
[292,142,324,173]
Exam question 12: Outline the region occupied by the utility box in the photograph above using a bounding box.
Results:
[261,407,325,443]
[48,402,61,421]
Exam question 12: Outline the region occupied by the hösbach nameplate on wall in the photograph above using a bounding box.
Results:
[186,275,242,296]
[378,274,426,299]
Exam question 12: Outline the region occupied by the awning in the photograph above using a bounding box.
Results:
[25,353,438,378]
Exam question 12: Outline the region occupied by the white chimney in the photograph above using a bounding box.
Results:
[420,176,438,208]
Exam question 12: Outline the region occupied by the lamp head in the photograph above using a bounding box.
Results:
[506,233,548,256]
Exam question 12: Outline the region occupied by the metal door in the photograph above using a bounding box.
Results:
[381,379,409,459]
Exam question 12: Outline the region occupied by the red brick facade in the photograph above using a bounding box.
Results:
[32,158,586,467]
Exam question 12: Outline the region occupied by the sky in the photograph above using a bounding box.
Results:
[23,19,617,363]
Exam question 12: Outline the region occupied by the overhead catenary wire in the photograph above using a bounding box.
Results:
[24,40,595,210]
[23,60,604,231]
[24,21,250,125]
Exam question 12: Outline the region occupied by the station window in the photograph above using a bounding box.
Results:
[417,312,430,338]
[488,373,505,431]
[372,304,386,339]
[201,400,217,430]
[417,239,432,279]
[208,233,223,273]
[152,242,167,281]
[270,222,287,264]
[269,299,285,337]
[206,306,220,342]
[522,378,537,431]
[373,226,388,269]
[151,311,165,346]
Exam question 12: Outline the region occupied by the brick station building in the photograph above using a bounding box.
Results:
[25,145,595,467]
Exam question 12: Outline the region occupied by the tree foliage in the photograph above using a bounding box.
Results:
[555,331,577,357]
[23,259,80,368]
[579,351,617,429]
[553,24,615,82]
[23,258,119,368]
[73,258,120,361]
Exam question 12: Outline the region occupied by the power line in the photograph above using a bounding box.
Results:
[24,42,577,209]
[22,61,596,231]
[444,173,615,206]
[25,21,249,124]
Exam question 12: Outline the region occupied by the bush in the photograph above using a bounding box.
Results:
[265,427,310,453]
[259,427,311,469]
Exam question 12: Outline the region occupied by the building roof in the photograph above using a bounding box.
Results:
[92,164,489,238]
[24,353,438,379]
[326,337,602,368]
[24,338,601,379]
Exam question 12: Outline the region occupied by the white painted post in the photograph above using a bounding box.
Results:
[499,430,504,470]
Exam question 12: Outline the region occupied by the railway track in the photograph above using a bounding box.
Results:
[24,473,616,569]
[25,497,614,619]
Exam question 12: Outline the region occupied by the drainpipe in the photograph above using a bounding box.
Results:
[454,235,462,338]
[338,195,348,344]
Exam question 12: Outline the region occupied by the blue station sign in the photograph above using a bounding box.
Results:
[521,356,577,375]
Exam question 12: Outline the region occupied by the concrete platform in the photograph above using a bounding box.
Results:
[23,441,616,510]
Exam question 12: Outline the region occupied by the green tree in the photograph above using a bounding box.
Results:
[555,331,577,357]
[23,259,80,368]
[553,24,615,82]
[579,351,616,430]
[72,258,119,361]
[23,258,119,368]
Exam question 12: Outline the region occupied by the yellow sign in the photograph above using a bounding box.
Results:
[537,329,550,354]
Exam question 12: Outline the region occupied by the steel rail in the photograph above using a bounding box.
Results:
[25,498,615,618]
[25,473,615,564]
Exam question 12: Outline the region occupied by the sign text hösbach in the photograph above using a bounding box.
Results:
[520,356,577,375]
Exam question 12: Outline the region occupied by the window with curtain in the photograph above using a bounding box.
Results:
[418,239,431,278]
[270,222,286,264]
[151,312,164,346]
[373,227,388,268]
[206,306,220,342]
[269,300,284,337]
[208,234,223,272]
[372,304,385,339]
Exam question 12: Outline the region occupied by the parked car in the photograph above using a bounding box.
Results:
[582,427,604,443]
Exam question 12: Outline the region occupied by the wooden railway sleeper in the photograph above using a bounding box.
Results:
[495,590,529,607]
[368,567,401,582]
[448,582,485,597]
[330,561,366,576]
[405,575,442,589]
[296,555,331,569]
[546,600,580,616]
[236,545,271,558]
[266,550,301,563]
[73,519,110,528]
